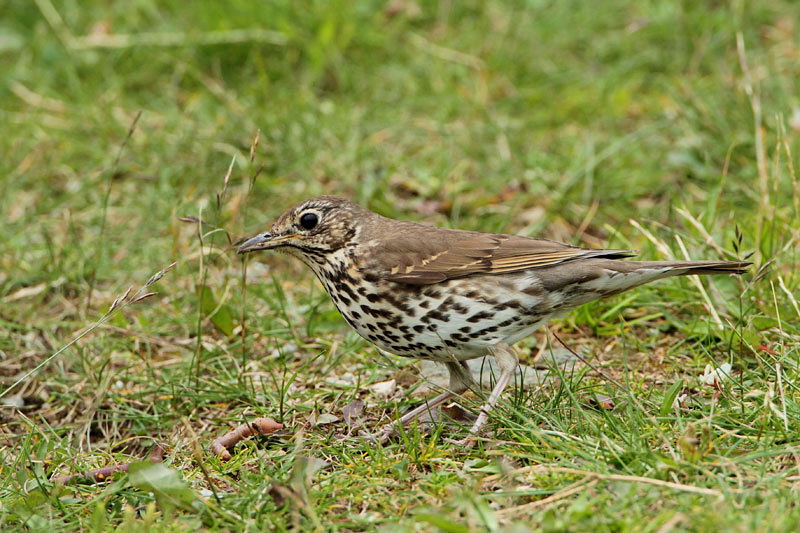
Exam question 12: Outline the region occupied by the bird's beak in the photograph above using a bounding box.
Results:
[237,232,298,254]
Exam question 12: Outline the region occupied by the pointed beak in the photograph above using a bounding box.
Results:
[237,232,301,254]
[237,232,275,254]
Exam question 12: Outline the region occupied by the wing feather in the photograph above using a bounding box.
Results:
[371,228,635,285]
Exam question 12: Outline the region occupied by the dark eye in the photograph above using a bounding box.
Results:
[299,212,318,230]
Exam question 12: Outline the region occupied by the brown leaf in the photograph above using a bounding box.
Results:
[342,399,365,428]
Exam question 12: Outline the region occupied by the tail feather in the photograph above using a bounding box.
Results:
[618,260,752,276]
[578,259,752,298]
[537,258,750,305]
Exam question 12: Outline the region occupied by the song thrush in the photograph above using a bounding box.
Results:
[238,196,750,442]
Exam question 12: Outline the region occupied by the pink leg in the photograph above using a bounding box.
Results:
[468,342,518,436]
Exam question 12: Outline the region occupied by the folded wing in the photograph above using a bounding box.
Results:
[371,228,635,285]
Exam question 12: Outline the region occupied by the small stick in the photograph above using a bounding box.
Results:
[211,417,284,461]
[52,444,165,485]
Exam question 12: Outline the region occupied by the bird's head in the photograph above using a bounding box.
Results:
[237,196,367,262]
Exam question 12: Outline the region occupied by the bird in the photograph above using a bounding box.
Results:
[237,195,750,443]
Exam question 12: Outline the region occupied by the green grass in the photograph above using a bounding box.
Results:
[1,0,799,530]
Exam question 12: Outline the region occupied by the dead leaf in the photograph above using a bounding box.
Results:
[312,413,339,426]
[342,399,365,428]
[368,379,396,398]
[4,283,48,302]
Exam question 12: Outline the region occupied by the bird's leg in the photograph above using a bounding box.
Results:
[468,342,518,437]
[369,361,473,443]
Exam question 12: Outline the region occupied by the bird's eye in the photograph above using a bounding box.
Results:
[299,212,319,230]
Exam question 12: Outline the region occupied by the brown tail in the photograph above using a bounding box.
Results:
[618,260,752,276]
[550,258,751,303]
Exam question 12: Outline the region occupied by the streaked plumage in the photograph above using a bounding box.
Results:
[238,196,750,442]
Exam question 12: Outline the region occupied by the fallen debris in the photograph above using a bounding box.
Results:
[52,444,165,485]
[211,417,283,461]
[311,413,340,426]
[368,379,396,398]
[342,399,365,428]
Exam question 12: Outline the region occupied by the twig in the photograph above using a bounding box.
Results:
[212,418,284,461]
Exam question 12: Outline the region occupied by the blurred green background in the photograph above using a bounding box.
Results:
[2,0,799,530]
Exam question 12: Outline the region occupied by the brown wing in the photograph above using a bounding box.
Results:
[367,225,635,285]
